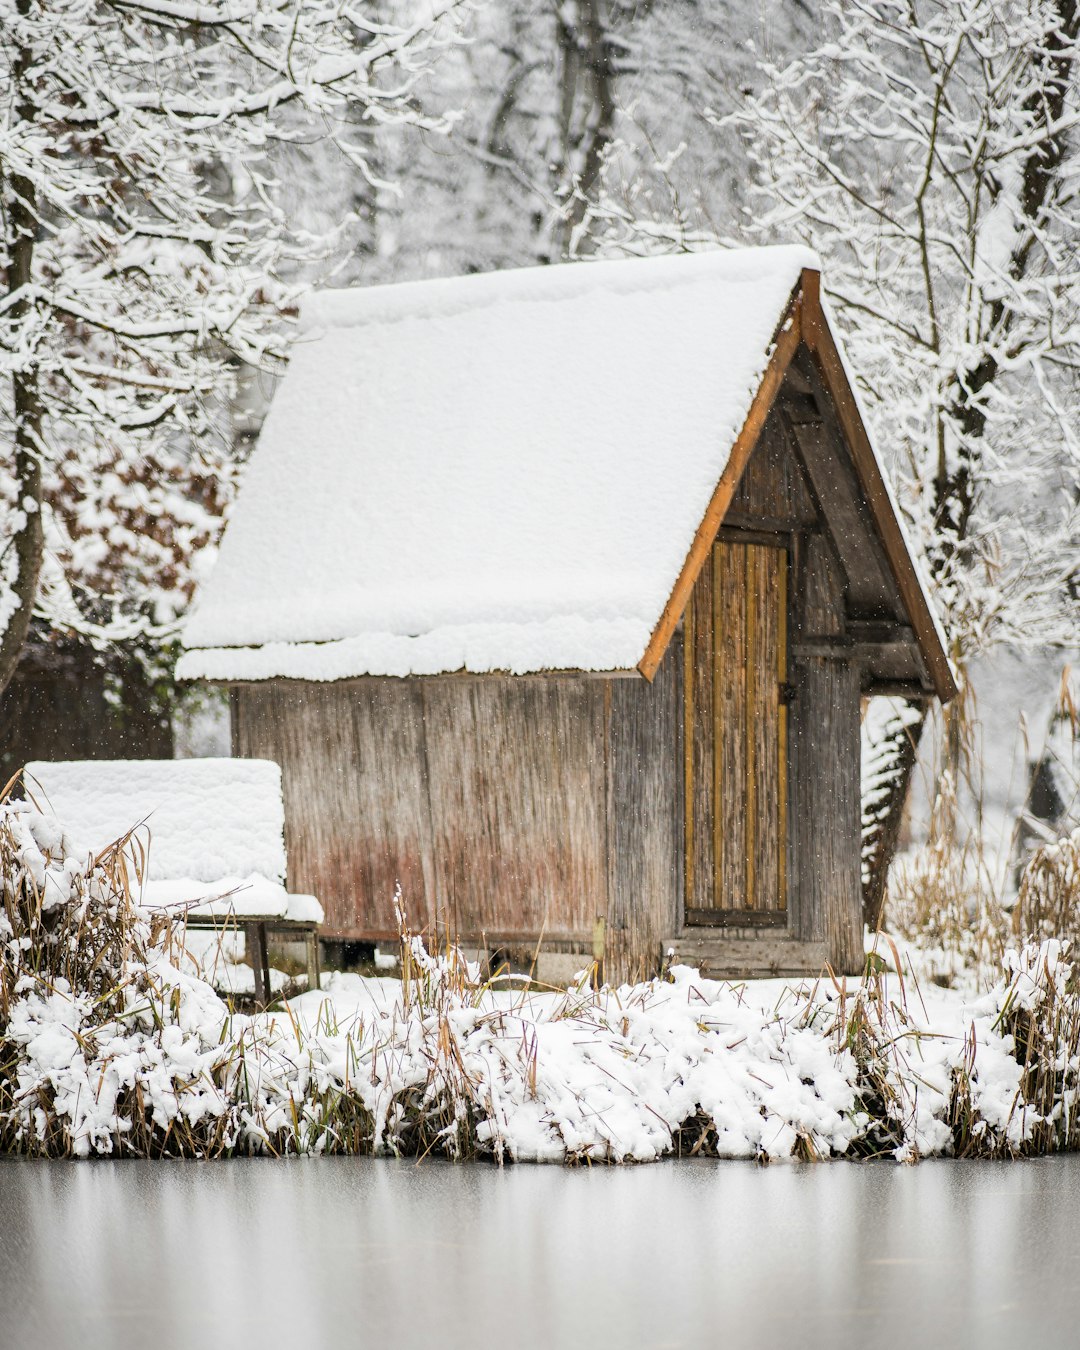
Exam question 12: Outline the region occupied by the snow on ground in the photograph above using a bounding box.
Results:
[254,949,1048,1164]
[4,801,1075,1164]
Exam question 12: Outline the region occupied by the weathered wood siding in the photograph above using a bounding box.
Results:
[236,681,436,938]
[788,423,864,974]
[606,638,681,983]
[728,408,817,527]
[791,657,863,972]
[235,646,682,980]
[684,555,715,912]
[422,679,608,939]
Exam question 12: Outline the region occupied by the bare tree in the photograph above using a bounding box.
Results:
[0,0,463,696]
[730,0,1080,921]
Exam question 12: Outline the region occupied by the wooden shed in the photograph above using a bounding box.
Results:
[178,246,955,982]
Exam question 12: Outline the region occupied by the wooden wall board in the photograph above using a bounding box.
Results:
[685,556,715,911]
[422,677,607,940]
[713,540,745,908]
[606,639,681,983]
[790,656,863,971]
[797,532,847,640]
[237,682,437,938]
[728,408,817,527]
[663,932,828,979]
[240,675,611,948]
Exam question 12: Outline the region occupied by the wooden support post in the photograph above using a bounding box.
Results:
[245,921,270,1007]
[306,929,320,993]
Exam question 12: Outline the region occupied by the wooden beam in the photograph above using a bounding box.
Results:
[793,639,855,659]
[799,270,957,703]
[721,510,812,535]
[716,524,795,549]
[684,907,787,928]
[637,288,805,682]
[213,667,644,689]
[861,678,931,699]
[847,619,915,645]
[785,417,899,614]
[664,931,828,979]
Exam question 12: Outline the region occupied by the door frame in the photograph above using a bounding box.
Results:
[681,525,797,929]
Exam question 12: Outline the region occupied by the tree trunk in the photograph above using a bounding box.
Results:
[0,7,44,698]
[555,0,616,255]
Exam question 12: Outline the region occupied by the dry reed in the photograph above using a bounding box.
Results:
[6,790,1080,1163]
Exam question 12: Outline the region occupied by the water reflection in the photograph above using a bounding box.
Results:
[1,1156,1076,1350]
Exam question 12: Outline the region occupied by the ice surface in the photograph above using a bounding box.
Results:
[179,246,819,679]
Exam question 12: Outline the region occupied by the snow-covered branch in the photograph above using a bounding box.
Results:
[0,0,467,691]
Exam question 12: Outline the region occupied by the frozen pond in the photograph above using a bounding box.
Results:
[2,1156,1078,1349]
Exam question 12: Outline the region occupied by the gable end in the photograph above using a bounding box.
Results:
[638,269,956,704]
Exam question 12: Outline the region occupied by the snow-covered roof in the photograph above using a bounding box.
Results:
[178,245,821,680]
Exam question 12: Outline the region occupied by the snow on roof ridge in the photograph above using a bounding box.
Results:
[299,243,821,335]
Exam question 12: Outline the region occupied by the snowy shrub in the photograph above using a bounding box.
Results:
[885,789,1010,995]
[0,798,362,1158]
[819,938,1080,1161]
[1016,830,1080,949]
[0,801,238,1156]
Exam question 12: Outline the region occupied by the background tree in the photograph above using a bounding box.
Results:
[726,0,1080,921]
[0,0,463,704]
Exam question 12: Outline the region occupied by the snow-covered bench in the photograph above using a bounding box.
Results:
[23,758,322,1005]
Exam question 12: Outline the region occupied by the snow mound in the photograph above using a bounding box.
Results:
[24,758,287,886]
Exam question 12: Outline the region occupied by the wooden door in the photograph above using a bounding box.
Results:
[684,534,789,924]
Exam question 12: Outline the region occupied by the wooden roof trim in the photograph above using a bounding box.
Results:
[637,286,804,682]
[798,269,957,703]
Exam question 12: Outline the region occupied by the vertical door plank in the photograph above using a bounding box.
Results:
[742,545,758,908]
[683,605,696,909]
[745,542,772,912]
[777,548,789,911]
[715,542,746,909]
[689,559,715,910]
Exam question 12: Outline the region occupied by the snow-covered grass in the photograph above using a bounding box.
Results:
[885,840,1011,997]
[4,799,1080,1164]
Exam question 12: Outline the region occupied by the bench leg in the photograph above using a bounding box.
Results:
[306,930,320,993]
[258,923,272,1005]
[245,922,270,1007]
